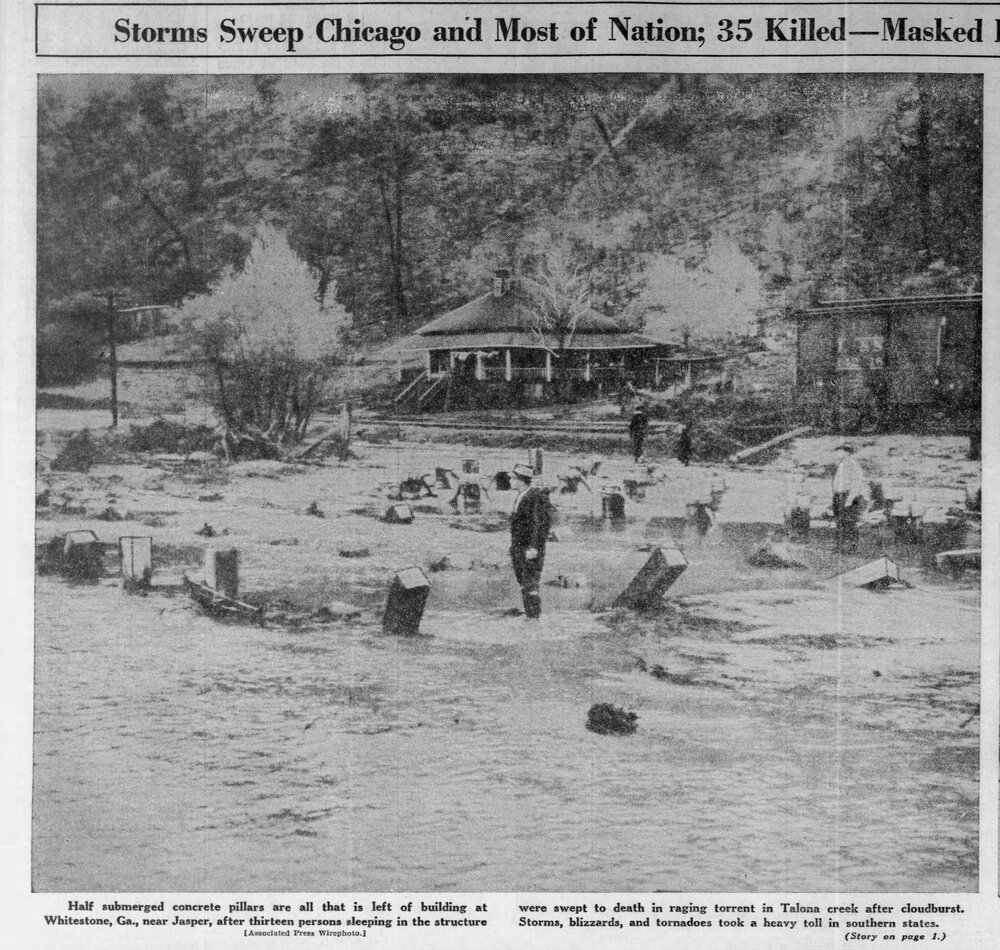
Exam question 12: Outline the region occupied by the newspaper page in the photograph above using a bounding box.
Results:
[1,0,996,947]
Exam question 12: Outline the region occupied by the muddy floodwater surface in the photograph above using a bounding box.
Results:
[32,436,979,892]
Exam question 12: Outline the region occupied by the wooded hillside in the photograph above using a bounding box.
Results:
[38,73,981,358]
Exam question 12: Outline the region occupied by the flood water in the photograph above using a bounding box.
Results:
[33,553,977,893]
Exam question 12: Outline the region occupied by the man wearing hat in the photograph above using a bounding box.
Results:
[831,442,865,548]
[509,464,552,619]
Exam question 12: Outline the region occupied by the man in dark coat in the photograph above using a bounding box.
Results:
[509,464,551,619]
[628,405,649,462]
[675,424,693,466]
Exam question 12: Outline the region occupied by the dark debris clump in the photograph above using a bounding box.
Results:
[586,703,638,736]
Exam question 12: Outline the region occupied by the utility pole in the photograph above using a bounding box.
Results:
[93,291,125,427]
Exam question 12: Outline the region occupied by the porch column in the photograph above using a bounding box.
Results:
[425,349,432,373]
[545,350,553,383]
[450,351,456,372]
[585,350,591,382]
[655,358,661,388]
[396,349,403,383]
[505,349,512,382]
[475,351,484,381]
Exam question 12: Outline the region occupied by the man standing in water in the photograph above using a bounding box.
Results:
[831,441,865,549]
[510,463,551,619]
[628,404,649,462]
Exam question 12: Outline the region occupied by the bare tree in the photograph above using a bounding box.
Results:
[523,246,593,392]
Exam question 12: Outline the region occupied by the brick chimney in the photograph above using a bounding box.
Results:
[493,268,512,298]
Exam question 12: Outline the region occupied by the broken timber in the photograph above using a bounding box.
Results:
[590,546,687,611]
[183,575,265,626]
[727,426,812,464]
[837,556,903,589]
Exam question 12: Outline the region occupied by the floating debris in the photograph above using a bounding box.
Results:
[339,547,371,559]
[306,500,325,518]
[384,503,414,524]
[837,556,906,590]
[586,703,638,736]
[550,574,590,589]
[747,539,806,569]
[195,522,216,538]
[183,575,264,626]
[649,665,699,686]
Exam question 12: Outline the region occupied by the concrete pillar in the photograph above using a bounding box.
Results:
[545,350,552,383]
[383,567,431,636]
[206,548,240,599]
[475,351,484,380]
[505,349,512,382]
[585,351,591,382]
[120,536,153,588]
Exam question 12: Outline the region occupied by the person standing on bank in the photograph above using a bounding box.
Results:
[831,441,865,548]
[629,404,649,462]
[509,463,552,619]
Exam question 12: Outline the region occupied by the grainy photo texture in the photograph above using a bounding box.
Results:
[34,74,981,893]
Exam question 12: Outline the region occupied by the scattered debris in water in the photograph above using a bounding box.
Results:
[196,522,216,537]
[384,503,414,524]
[586,703,638,736]
[746,537,806,569]
[649,664,700,686]
[448,518,507,533]
[339,547,370,558]
[837,556,908,590]
[306,500,325,518]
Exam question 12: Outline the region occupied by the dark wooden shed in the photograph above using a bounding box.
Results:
[795,293,981,425]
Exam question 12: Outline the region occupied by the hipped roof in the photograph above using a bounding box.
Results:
[400,278,656,351]
[400,331,656,352]
[415,280,624,336]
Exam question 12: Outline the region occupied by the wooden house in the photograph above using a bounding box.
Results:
[395,272,657,409]
[795,293,981,424]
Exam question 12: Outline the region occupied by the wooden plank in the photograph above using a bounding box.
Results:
[393,367,429,405]
[727,426,812,464]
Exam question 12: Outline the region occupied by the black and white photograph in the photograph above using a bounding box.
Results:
[32,72,981,896]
